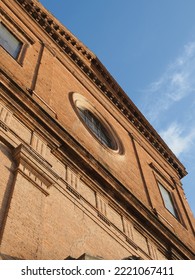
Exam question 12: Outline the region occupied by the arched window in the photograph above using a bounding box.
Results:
[78,108,116,150]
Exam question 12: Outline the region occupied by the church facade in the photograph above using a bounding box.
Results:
[0,0,194,260]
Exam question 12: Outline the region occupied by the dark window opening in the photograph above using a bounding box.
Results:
[0,22,22,59]
[158,182,178,219]
[78,108,116,150]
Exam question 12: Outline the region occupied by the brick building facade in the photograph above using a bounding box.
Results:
[0,0,194,260]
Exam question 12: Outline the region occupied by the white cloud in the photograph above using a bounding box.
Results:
[139,40,195,160]
[168,72,189,101]
[142,41,195,122]
[159,123,195,157]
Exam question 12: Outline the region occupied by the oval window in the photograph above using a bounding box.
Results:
[77,107,117,150]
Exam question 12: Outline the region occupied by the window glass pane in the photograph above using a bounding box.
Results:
[159,183,178,218]
[0,22,22,59]
[78,108,114,149]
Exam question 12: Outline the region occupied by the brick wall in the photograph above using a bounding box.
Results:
[0,0,194,260]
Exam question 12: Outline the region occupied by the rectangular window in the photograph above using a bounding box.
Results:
[0,22,22,59]
[158,182,178,219]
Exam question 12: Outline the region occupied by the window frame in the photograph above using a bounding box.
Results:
[157,181,179,220]
[0,21,23,60]
[77,107,116,150]
[149,163,185,225]
[71,92,123,154]
[0,9,34,65]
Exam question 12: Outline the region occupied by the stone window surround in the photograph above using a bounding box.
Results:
[71,92,123,154]
[0,7,34,64]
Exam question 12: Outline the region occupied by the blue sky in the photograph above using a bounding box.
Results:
[39,0,195,216]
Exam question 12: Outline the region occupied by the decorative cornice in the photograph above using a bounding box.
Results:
[13,0,187,178]
[0,6,35,44]
[14,0,94,62]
